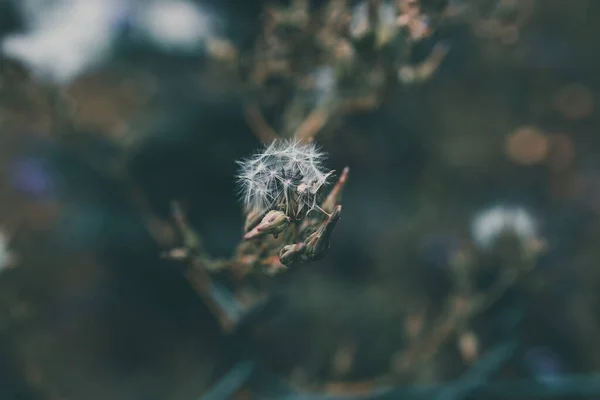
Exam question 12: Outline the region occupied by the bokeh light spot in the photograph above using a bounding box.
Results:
[505,126,548,165]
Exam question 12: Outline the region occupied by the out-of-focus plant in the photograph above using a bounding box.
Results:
[375,204,547,380]
[202,0,537,144]
[232,0,454,141]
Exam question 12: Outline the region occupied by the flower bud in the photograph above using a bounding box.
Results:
[304,205,341,261]
[322,167,349,214]
[244,210,289,240]
[279,242,307,266]
[244,208,267,233]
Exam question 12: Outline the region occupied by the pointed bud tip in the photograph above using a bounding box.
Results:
[340,167,349,183]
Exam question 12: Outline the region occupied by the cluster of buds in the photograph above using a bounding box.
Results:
[235,0,454,139]
[204,1,535,142]
[160,140,347,332]
[163,139,347,278]
[250,0,450,83]
[235,139,348,274]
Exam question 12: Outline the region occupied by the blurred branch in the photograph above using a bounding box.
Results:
[165,201,245,333]
[397,250,530,372]
[243,102,280,144]
[227,341,600,400]
[295,108,331,143]
[201,365,600,400]
[198,360,256,400]
[432,340,518,400]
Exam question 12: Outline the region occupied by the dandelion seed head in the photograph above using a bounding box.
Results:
[471,205,537,249]
[237,139,333,217]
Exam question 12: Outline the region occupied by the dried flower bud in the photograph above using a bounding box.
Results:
[244,208,268,233]
[279,242,307,266]
[304,205,342,261]
[244,210,289,240]
[322,167,349,214]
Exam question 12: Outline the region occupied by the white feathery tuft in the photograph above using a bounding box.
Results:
[471,205,537,249]
[236,139,333,217]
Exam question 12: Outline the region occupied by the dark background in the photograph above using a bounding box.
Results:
[1,0,600,399]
